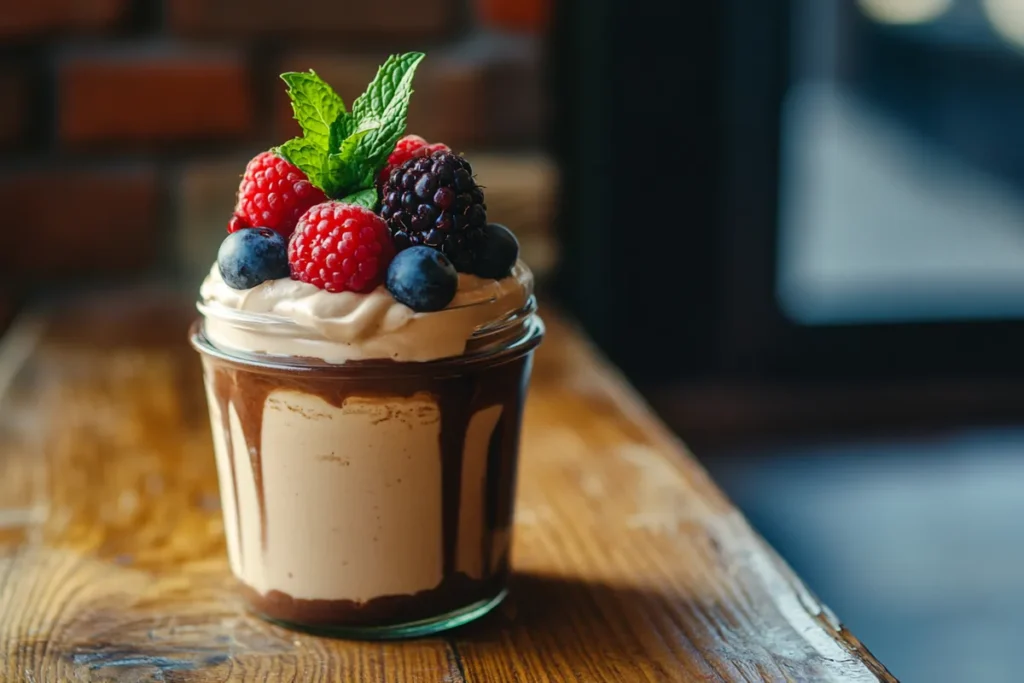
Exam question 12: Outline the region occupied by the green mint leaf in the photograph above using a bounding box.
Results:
[321,125,378,194]
[282,53,424,199]
[356,107,413,176]
[329,111,375,152]
[340,188,379,211]
[352,52,425,121]
[339,121,380,162]
[349,53,424,176]
[281,71,346,152]
[328,113,352,153]
[278,138,327,190]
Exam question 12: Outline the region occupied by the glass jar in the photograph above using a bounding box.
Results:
[190,291,543,639]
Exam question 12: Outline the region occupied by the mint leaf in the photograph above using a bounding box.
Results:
[279,53,425,200]
[340,188,379,211]
[281,71,345,152]
[322,124,379,193]
[278,138,326,189]
[352,53,425,121]
[328,114,352,153]
[350,53,425,175]
[339,121,379,162]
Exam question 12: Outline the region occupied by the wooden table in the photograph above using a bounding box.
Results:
[0,298,895,682]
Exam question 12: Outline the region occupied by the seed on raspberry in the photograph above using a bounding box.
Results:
[288,202,395,293]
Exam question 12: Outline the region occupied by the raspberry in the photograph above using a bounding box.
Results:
[377,135,451,186]
[380,151,487,272]
[230,152,327,238]
[288,202,395,293]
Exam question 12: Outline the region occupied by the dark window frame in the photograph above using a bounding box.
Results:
[552,0,1024,384]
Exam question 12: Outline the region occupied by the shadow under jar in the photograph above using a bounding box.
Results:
[190,290,542,639]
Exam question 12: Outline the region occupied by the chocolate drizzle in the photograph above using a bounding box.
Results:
[194,330,540,628]
[211,370,246,569]
[438,377,474,577]
[228,376,268,549]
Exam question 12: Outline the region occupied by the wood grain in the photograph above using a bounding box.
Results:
[0,297,896,682]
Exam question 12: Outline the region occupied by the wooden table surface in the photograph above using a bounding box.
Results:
[0,297,895,682]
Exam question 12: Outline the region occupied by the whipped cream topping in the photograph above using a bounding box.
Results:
[199,260,532,363]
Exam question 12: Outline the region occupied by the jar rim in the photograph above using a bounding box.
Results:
[189,309,544,376]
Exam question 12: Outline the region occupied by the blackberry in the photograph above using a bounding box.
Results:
[380,150,487,272]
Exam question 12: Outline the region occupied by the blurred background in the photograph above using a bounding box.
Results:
[0,0,557,305]
[5,0,1024,679]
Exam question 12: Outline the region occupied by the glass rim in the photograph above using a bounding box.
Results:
[189,309,544,376]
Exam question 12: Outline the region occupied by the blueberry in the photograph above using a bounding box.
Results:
[471,223,519,279]
[217,227,290,290]
[386,246,458,312]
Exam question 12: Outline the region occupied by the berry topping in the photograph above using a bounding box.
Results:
[386,246,459,312]
[472,223,519,279]
[217,227,290,290]
[288,202,395,293]
[380,151,487,272]
[229,152,327,238]
[377,135,451,186]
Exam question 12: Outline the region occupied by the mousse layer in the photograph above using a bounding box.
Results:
[211,390,447,601]
[200,349,533,625]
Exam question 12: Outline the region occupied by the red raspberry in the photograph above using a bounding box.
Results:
[289,202,396,293]
[230,152,327,238]
[378,135,451,185]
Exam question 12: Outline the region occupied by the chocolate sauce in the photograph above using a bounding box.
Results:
[219,371,269,549]
[209,377,245,570]
[240,571,506,627]
[197,340,537,628]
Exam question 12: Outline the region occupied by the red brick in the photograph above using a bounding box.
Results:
[58,50,253,147]
[275,48,542,150]
[0,63,29,147]
[0,167,159,279]
[477,0,550,33]
[0,0,128,39]
[167,0,458,41]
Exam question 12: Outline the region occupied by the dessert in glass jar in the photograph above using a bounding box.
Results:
[190,53,542,638]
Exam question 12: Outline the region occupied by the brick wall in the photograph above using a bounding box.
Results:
[0,0,554,320]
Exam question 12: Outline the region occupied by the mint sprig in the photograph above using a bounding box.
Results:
[280,71,346,152]
[276,53,425,208]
